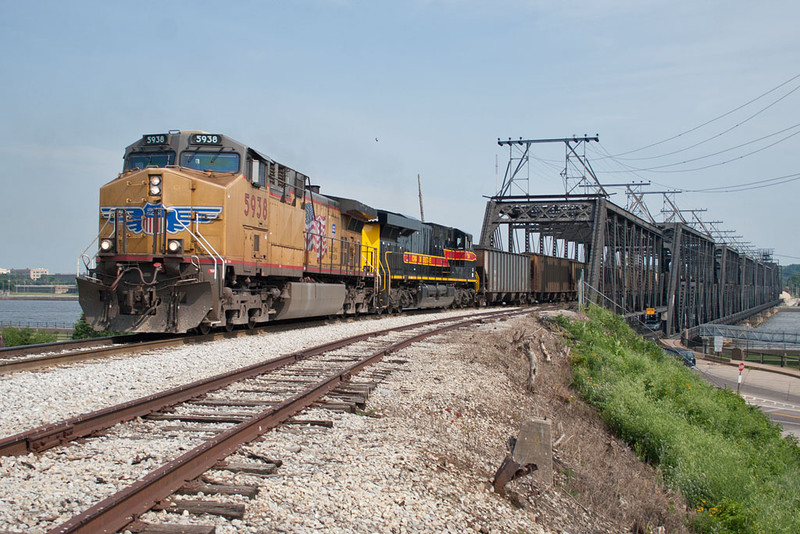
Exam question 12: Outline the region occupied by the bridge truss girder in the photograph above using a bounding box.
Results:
[480,195,665,319]
[660,223,717,335]
[479,198,782,337]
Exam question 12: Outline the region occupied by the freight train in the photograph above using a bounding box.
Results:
[77,131,582,333]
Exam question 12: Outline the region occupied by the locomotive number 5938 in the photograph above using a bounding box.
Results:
[244,193,268,220]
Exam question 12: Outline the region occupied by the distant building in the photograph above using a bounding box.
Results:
[29,268,49,280]
[0,268,9,275]
[10,268,50,280]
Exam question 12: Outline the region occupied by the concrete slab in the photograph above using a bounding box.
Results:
[512,417,553,487]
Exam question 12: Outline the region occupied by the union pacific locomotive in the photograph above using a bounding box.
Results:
[78,131,480,333]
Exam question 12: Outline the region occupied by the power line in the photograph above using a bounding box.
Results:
[683,172,800,193]
[611,83,800,162]
[774,253,800,261]
[600,127,800,173]
[595,141,800,193]
[682,171,800,192]
[606,72,800,158]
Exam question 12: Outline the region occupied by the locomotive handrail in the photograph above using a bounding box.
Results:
[361,251,378,275]
[76,216,114,274]
[161,206,224,275]
[80,254,93,274]
[163,206,226,295]
[193,217,225,280]
[381,250,392,293]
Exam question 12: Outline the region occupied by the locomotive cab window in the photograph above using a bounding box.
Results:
[180,151,240,173]
[125,151,176,171]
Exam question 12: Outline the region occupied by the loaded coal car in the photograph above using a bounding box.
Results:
[475,246,584,304]
[474,246,531,306]
[530,254,584,302]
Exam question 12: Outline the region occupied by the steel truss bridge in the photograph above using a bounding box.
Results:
[480,137,781,337]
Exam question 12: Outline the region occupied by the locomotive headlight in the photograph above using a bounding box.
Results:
[99,238,114,253]
[149,175,162,196]
[167,239,183,254]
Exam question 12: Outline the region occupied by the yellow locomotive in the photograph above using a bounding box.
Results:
[78,131,477,333]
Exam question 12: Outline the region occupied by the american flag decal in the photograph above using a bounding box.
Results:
[304,202,328,259]
[141,204,162,235]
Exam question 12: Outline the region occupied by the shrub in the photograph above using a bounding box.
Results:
[0,327,57,347]
[72,313,114,339]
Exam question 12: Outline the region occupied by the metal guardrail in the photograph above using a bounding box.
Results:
[683,299,781,342]
[0,321,75,330]
[699,324,800,346]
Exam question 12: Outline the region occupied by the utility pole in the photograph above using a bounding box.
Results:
[417,174,425,223]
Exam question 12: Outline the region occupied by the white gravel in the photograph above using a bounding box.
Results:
[137,317,549,533]
[0,309,551,533]
[0,309,501,437]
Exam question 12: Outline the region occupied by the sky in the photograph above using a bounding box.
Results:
[1,0,799,273]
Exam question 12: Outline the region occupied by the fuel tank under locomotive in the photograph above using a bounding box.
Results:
[415,284,456,308]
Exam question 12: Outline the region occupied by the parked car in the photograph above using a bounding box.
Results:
[664,346,696,367]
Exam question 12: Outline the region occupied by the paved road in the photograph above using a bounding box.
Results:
[694,360,800,439]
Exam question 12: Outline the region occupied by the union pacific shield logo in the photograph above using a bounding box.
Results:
[100,203,223,235]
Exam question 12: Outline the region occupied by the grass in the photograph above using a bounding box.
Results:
[0,326,57,347]
[558,305,800,533]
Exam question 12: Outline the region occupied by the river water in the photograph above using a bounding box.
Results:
[755,309,800,333]
[0,299,83,329]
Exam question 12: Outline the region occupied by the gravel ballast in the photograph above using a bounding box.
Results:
[0,310,500,437]
[0,309,686,533]
[0,310,543,533]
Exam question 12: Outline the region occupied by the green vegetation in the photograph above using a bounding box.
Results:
[558,305,800,533]
[71,313,113,339]
[0,327,57,347]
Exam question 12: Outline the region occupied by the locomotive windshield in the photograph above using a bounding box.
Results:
[180,151,240,173]
[125,151,176,171]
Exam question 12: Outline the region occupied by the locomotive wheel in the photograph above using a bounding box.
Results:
[224,319,235,332]
[247,315,257,329]
[198,322,212,335]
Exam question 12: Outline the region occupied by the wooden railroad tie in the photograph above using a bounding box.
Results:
[128,520,216,533]
[153,499,246,520]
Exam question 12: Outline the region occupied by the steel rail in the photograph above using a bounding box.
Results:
[46,310,522,534]
[0,309,523,456]
[0,337,116,359]
[0,336,194,375]
[0,309,476,375]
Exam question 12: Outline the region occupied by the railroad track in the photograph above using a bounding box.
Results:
[0,309,472,375]
[0,308,528,534]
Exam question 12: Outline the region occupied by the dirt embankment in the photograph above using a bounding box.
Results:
[473,311,690,533]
